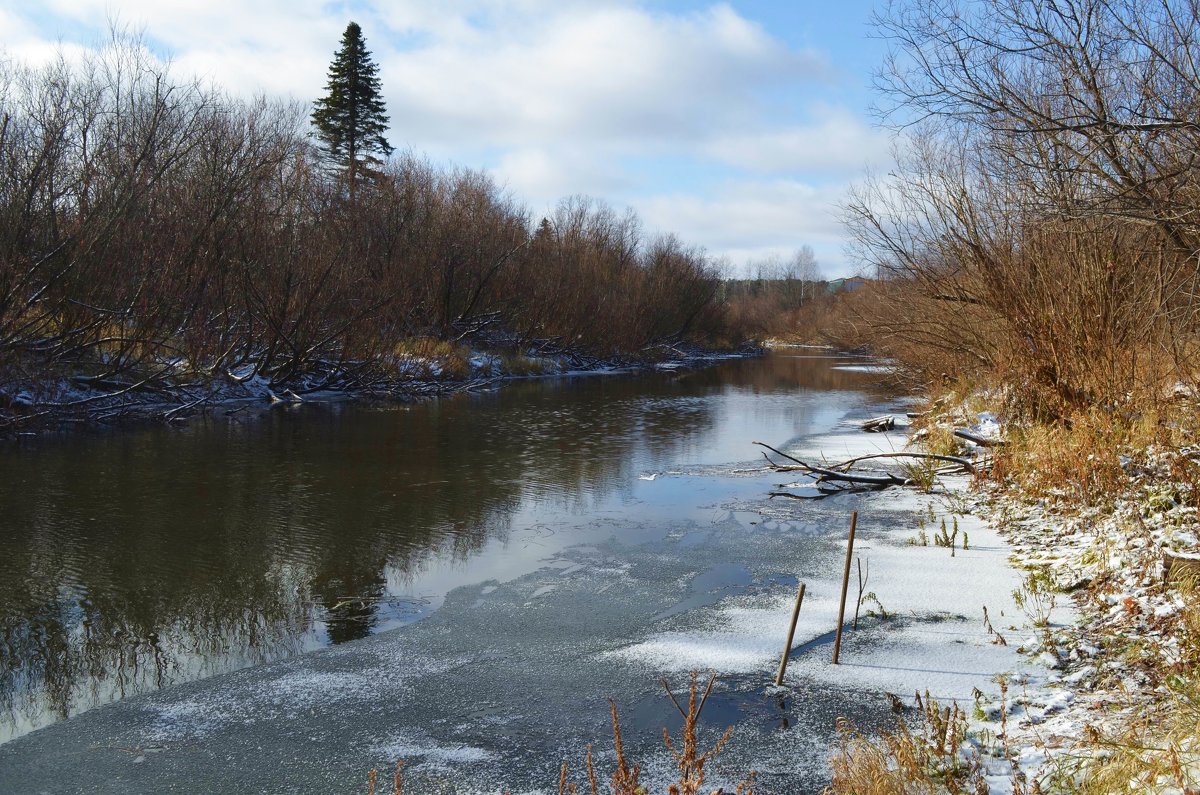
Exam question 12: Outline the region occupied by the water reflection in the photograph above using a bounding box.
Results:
[0,353,886,741]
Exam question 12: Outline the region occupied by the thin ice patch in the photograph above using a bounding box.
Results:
[373,730,495,769]
[260,669,375,708]
[144,697,235,741]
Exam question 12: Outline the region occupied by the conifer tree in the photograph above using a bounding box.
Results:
[311,21,394,194]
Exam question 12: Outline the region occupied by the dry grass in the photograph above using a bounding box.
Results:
[392,338,473,380]
[498,352,553,377]
[557,673,754,795]
[920,424,968,459]
[978,401,1200,512]
[995,411,1141,506]
[826,693,991,795]
[366,760,404,795]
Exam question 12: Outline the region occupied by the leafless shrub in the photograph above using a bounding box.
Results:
[844,0,1200,419]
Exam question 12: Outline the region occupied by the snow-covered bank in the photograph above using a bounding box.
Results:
[831,408,1200,793]
[0,343,760,438]
[966,472,1200,791]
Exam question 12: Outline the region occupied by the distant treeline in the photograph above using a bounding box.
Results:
[0,37,748,406]
[720,277,829,341]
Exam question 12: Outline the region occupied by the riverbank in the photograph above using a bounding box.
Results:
[970,459,1200,792]
[0,340,760,438]
[824,402,1200,793]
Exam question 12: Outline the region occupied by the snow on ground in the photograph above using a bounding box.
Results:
[611,418,1072,791]
[966,474,1200,791]
[784,485,1053,710]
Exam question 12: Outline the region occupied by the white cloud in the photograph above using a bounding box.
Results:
[491,145,635,208]
[1,0,881,274]
[635,179,857,277]
[375,3,828,149]
[704,107,893,175]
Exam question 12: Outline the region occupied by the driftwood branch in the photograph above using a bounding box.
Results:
[753,436,987,501]
[861,415,895,432]
[754,441,906,486]
[162,393,212,421]
[830,450,976,474]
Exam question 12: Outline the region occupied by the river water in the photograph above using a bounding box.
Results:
[0,352,913,793]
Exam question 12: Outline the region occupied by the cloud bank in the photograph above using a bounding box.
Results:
[3,0,890,276]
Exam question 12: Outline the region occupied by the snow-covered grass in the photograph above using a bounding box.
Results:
[830,396,1200,794]
[973,483,1200,794]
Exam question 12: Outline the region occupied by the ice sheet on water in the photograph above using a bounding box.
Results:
[831,364,897,374]
[260,669,375,708]
[606,589,839,674]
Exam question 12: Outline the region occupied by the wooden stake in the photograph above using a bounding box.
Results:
[832,511,859,664]
[774,582,807,686]
[853,556,867,631]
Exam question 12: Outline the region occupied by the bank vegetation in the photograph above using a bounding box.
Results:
[822,0,1200,790]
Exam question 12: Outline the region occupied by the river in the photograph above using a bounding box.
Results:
[0,351,915,793]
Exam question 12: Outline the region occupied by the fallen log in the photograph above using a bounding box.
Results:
[953,428,1005,447]
[1164,550,1200,584]
[861,415,895,432]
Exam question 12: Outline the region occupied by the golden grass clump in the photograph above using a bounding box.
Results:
[979,400,1200,510]
[995,411,1138,505]
[392,337,473,380]
[920,424,969,459]
[499,352,552,377]
[825,694,990,795]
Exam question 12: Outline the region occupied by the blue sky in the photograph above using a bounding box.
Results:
[1,1,894,277]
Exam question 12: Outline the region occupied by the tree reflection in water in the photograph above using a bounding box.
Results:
[0,353,888,741]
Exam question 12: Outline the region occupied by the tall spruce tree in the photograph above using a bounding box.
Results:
[311,21,394,194]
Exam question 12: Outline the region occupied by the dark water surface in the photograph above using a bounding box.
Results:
[0,353,898,780]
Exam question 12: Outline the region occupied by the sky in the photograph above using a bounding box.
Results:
[0,1,894,278]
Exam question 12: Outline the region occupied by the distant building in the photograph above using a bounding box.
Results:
[825,277,871,294]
